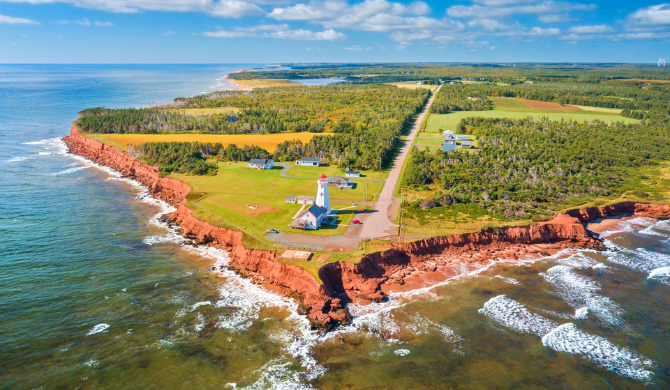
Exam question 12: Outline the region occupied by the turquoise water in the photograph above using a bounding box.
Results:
[1,65,670,389]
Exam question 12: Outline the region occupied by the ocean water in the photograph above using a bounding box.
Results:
[1,65,670,390]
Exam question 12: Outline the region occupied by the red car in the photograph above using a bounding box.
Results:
[352,220,361,224]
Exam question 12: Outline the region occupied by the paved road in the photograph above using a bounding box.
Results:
[360,84,443,239]
[275,162,386,182]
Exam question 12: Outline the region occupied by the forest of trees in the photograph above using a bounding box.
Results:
[430,84,493,114]
[77,84,429,171]
[404,116,670,218]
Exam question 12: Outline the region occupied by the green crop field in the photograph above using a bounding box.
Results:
[424,97,639,133]
[170,162,384,245]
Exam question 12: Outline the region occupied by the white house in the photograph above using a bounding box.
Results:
[296,195,315,205]
[295,157,321,166]
[293,205,328,230]
[248,158,274,170]
[443,133,457,152]
[345,167,361,177]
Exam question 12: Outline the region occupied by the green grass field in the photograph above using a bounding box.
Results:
[424,97,639,133]
[388,81,439,92]
[171,162,384,245]
[285,164,389,180]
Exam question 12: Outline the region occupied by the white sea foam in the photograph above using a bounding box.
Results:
[86,323,110,336]
[542,323,654,381]
[83,359,99,368]
[648,267,670,285]
[606,246,670,274]
[556,252,600,269]
[5,156,27,163]
[575,307,589,319]
[191,301,213,311]
[479,295,558,337]
[494,275,520,285]
[394,349,410,356]
[52,165,91,176]
[540,265,623,325]
[598,217,658,239]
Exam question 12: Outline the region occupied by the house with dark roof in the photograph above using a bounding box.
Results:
[248,158,274,170]
[345,167,361,177]
[295,157,321,166]
[292,205,328,230]
[327,176,355,189]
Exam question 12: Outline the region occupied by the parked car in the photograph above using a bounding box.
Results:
[266,229,279,233]
[352,220,361,224]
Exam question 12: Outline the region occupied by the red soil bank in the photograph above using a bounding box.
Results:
[63,125,670,328]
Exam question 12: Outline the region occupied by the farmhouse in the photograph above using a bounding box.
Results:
[345,167,361,177]
[296,195,315,205]
[248,158,274,170]
[443,133,457,152]
[292,205,328,230]
[327,176,355,189]
[295,157,321,166]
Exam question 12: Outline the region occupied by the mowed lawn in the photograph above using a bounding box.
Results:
[92,132,321,152]
[171,162,383,242]
[285,164,389,180]
[425,96,639,133]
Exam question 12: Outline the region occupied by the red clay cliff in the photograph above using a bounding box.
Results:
[63,125,670,328]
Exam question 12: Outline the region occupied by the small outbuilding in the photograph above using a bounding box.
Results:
[285,196,297,204]
[248,158,274,170]
[345,167,361,177]
[296,195,315,205]
[292,205,328,230]
[460,140,473,149]
[295,157,321,166]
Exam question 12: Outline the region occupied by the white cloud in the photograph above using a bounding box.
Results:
[163,30,175,36]
[628,4,670,26]
[204,24,346,40]
[568,24,611,33]
[76,18,91,26]
[447,0,596,21]
[344,45,373,50]
[269,28,346,40]
[94,20,114,26]
[0,14,39,24]
[0,0,266,18]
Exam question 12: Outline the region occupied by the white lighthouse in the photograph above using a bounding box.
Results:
[315,173,331,214]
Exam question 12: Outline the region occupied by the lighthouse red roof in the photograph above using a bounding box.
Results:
[319,173,327,179]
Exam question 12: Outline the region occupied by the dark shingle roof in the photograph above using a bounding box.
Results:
[306,205,328,218]
[249,158,272,165]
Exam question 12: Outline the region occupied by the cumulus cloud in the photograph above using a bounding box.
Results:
[344,45,373,50]
[568,24,611,33]
[447,0,596,22]
[94,20,114,26]
[0,14,40,24]
[0,0,266,17]
[204,24,346,40]
[628,4,670,26]
[76,18,91,26]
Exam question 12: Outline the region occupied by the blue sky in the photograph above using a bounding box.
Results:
[2,0,670,63]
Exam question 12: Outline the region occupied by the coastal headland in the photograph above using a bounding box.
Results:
[63,124,670,328]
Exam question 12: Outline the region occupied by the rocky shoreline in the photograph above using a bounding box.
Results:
[62,125,670,329]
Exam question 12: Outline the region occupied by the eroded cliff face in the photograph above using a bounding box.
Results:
[63,126,346,328]
[63,125,670,328]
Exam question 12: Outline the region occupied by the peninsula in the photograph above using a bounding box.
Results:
[64,63,670,328]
